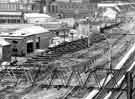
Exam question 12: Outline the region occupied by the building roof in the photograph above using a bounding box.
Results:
[0,38,10,46]
[0,24,35,33]
[0,12,22,16]
[0,26,49,37]
[24,13,51,19]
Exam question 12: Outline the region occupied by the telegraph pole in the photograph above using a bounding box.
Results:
[127,71,133,99]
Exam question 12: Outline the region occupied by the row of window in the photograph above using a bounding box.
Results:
[59,3,88,9]
[0,19,21,23]
[49,4,91,13]
[49,5,58,13]
[0,3,40,12]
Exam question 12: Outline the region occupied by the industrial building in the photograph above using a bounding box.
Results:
[0,25,55,56]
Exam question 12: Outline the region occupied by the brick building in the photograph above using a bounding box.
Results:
[0,0,41,23]
[47,0,131,18]
[48,0,97,18]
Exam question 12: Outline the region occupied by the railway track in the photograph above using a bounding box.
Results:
[104,60,135,99]
[25,37,88,64]
[25,32,125,65]
[85,42,135,99]
[0,33,131,99]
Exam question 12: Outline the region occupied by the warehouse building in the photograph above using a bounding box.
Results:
[0,26,55,56]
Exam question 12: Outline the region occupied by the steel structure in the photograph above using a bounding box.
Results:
[0,64,134,99]
[0,30,135,99]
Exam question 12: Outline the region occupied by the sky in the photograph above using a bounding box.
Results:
[9,0,19,2]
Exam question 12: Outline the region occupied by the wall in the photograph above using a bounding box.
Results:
[2,45,11,61]
[0,47,2,59]
[0,45,11,61]
[6,39,24,56]
[6,32,55,56]
[39,32,55,49]
[77,23,90,36]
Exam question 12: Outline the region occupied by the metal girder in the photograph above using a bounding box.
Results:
[0,63,134,99]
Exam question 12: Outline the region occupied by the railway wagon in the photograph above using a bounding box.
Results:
[48,37,88,54]
[47,28,89,54]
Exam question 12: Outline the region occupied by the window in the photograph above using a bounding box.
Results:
[12,40,18,44]
[8,19,17,23]
[36,42,40,49]
[52,5,55,13]
[0,19,6,23]
[27,42,34,53]
[12,47,18,56]
[50,38,54,44]
[36,37,40,49]
[16,19,20,23]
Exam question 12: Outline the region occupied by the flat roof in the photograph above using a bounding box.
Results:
[0,26,49,37]
[0,24,35,33]
[24,13,51,18]
[0,12,22,16]
[0,38,10,46]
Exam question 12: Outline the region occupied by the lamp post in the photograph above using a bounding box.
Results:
[19,4,25,23]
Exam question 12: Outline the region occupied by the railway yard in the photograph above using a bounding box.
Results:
[1,2,135,99]
[0,15,135,99]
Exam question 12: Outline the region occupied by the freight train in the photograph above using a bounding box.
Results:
[25,29,89,64]
[47,29,89,54]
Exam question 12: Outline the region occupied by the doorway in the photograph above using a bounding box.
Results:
[27,42,34,53]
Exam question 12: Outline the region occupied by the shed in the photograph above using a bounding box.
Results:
[0,26,54,56]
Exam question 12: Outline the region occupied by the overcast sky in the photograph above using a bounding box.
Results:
[9,0,19,2]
